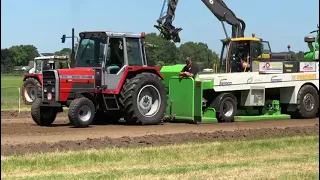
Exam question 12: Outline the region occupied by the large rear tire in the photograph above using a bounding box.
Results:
[68,97,96,128]
[294,85,319,119]
[22,78,42,105]
[119,73,167,125]
[31,98,57,126]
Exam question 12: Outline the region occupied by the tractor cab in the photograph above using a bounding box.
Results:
[220,35,294,73]
[75,31,147,73]
[220,37,272,73]
[29,55,70,74]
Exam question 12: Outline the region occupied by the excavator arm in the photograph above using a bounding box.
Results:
[155,0,246,43]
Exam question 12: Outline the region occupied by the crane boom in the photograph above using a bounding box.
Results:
[155,0,246,42]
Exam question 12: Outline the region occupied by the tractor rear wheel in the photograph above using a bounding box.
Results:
[119,72,167,125]
[68,97,96,128]
[31,98,57,126]
[22,78,42,105]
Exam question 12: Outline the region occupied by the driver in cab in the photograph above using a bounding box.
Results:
[179,57,199,78]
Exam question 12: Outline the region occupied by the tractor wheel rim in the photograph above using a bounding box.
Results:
[137,85,161,117]
[78,105,92,122]
[222,100,234,117]
[303,93,315,112]
[24,85,37,102]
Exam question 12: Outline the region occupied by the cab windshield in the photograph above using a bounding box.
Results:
[75,37,106,67]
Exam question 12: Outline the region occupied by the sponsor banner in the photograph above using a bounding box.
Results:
[283,62,298,73]
[271,76,282,83]
[219,78,232,86]
[292,73,317,81]
[259,62,283,74]
[299,62,316,72]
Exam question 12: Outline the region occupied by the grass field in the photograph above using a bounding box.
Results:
[1,75,30,111]
[1,75,24,88]
[2,135,319,180]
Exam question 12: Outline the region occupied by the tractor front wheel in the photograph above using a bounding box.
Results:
[119,73,167,125]
[68,97,96,128]
[22,78,42,105]
[31,98,57,126]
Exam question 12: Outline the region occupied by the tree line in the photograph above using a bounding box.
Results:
[1,33,305,74]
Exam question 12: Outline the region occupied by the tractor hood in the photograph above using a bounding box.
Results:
[57,68,96,101]
[57,68,95,78]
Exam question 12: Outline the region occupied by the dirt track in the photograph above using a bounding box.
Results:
[1,111,319,156]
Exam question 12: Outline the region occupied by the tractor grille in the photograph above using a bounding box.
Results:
[42,70,56,100]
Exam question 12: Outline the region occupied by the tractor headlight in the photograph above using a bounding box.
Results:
[44,87,47,92]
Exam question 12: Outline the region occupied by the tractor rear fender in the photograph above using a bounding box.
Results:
[23,74,43,84]
[125,66,163,80]
[101,66,163,95]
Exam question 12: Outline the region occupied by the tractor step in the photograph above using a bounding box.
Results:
[103,94,120,110]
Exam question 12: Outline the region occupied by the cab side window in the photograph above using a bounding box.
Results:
[262,41,271,54]
[126,38,144,66]
[107,38,124,67]
[251,41,263,58]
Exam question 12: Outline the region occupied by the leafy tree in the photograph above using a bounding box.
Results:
[179,42,218,70]
[295,51,304,60]
[54,48,72,56]
[1,49,14,73]
[8,45,39,66]
[145,33,183,67]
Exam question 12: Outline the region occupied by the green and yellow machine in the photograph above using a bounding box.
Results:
[304,25,319,60]
[155,1,319,124]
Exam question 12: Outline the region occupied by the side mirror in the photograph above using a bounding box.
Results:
[61,34,66,43]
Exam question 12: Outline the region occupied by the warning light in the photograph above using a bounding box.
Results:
[252,33,255,37]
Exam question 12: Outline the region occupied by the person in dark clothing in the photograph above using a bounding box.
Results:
[179,57,199,78]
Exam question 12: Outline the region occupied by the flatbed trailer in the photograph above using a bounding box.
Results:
[161,61,319,123]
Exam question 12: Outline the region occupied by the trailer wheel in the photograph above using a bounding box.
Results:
[22,78,42,105]
[119,72,167,125]
[211,93,237,123]
[295,85,319,119]
[31,98,57,126]
[68,97,96,128]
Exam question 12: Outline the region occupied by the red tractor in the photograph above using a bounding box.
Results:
[22,55,70,105]
[31,31,168,127]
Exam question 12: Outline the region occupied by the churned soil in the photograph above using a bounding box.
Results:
[2,110,319,156]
